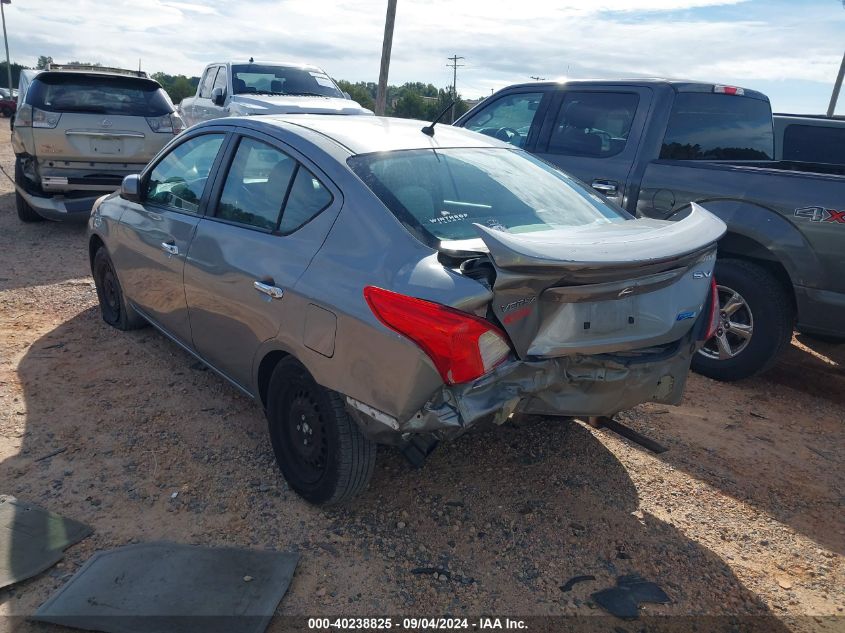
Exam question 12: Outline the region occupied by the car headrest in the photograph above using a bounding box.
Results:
[564,102,595,129]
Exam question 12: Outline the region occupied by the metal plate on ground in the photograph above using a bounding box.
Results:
[0,495,92,589]
[33,542,300,633]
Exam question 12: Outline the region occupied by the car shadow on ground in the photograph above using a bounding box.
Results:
[764,334,845,407]
[1,307,790,628]
[624,337,845,557]
[0,192,91,292]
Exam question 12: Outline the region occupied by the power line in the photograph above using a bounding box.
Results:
[447,54,464,123]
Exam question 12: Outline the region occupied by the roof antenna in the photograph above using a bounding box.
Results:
[421,100,455,136]
[249,56,254,63]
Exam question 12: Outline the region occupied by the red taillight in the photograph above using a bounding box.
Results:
[705,278,720,339]
[364,286,511,385]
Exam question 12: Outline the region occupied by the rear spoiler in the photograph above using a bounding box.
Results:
[473,202,726,271]
[45,63,148,78]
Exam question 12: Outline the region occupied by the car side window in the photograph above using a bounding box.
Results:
[279,166,333,234]
[198,67,217,99]
[547,92,638,158]
[212,66,228,95]
[462,92,543,147]
[146,134,225,214]
[215,138,297,231]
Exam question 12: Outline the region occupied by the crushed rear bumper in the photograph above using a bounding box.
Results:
[347,334,697,444]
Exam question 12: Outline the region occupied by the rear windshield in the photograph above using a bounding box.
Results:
[231,64,343,98]
[782,124,845,165]
[27,74,173,116]
[661,93,774,160]
[348,148,627,244]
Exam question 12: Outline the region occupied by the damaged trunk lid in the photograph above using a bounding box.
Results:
[471,203,726,358]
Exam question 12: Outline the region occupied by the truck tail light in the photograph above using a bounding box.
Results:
[364,286,511,385]
[713,85,745,96]
[705,278,720,340]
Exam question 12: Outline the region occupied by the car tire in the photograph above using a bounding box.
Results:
[14,159,44,223]
[1,107,11,118]
[691,258,794,381]
[266,358,376,505]
[92,247,146,331]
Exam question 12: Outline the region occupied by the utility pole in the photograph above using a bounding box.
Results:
[1,0,12,93]
[830,1,845,116]
[447,54,464,123]
[828,51,845,116]
[375,0,397,116]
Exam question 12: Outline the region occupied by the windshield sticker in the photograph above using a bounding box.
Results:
[309,72,335,88]
[428,210,469,225]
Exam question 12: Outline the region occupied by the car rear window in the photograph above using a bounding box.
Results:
[782,123,845,165]
[348,148,627,244]
[661,93,774,160]
[27,73,173,117]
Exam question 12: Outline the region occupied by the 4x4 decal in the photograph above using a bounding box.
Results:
[794,206,845,224]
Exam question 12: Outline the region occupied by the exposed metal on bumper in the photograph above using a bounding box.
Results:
[346,341,693,444]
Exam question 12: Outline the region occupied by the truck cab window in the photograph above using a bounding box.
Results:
[661,93,773,160]
[462,92,543,148]
[547,92,638,158]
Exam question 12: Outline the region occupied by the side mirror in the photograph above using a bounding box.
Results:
[342,91,351,100]
[211,86,226,106]
[120,174,141,203]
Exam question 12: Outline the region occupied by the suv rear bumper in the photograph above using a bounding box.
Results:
[18,187,101,222]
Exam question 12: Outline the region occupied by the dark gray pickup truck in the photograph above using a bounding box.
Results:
[455,79,845,381]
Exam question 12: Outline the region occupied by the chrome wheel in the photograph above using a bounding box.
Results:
[698,285,754,360]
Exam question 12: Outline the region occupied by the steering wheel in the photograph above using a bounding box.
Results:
[494,127,520,144]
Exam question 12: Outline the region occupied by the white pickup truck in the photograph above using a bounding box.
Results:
[178,60,371,127]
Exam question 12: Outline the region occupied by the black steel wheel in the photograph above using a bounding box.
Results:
[266,358,376,505]
[92,247,146,330]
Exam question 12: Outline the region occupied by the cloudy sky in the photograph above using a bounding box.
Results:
[6,0,845,113]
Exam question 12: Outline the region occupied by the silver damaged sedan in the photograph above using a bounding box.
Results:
[88,114,726,504]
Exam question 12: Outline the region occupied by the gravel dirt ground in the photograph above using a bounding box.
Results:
[0,135,843,633]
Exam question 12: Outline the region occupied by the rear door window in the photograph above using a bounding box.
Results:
[661,93,774,160]
[279,167,333,234]
[782,124,845,165]
[146,133,225,214]
[27,73,173,116]
[547,92,639,157]
[213,135,333,233]
[461,92,543,147]
[215,138,297,231]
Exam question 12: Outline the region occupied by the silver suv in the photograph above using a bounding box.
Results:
[11,65,184,222]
